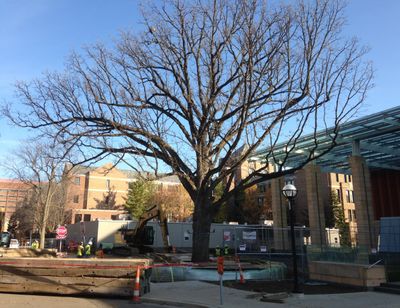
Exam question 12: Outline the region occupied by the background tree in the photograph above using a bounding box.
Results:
[153,185,194,222]
[124,179,156,219]
[330,190,351,247]
[3,0,372,261]
[213,182,228,223]
[95,189,117,210]
[235,186,270,224]
[7,194,36,240]
[2,141,70,248]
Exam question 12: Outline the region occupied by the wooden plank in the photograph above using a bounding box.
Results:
[0,274,133,288]
[0,283,132,296]
[0,257,152,296]
[0,267,137,278]
[0,257,152,268]
[0,248,57,258]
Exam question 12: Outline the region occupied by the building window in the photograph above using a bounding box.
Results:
[348,209,352,222]
[83,214,91,222]
[345,190,354,203]
[349,175,352,183]
[257,197,264,206]
[106,179,111,190]
[73,195,79,203]
[74,214,82,223]
[258,184,266,193]
[111,215,118,220]
[74,177,80,185]
[336,189,341,202]
[352,210,356,221]
[335,173,339,182]
[344,175,348,183]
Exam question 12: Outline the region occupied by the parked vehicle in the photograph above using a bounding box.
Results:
[9,239,19,249]
[0,232,11,247]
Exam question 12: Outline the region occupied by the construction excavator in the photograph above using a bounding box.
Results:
[112,204,172,256]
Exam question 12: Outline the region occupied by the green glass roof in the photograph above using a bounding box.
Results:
[253,106,400,174]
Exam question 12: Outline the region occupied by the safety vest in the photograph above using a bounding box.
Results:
[215,246,221,256]
[224,245,229,256]
[85,244,91,256]
[77,245,84,257]
[32,242,38,249]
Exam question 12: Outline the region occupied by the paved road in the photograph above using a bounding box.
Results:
[0,293,179,308]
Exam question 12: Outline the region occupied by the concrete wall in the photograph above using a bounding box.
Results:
[309,261,386,287]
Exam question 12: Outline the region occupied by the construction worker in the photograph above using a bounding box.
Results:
[77,242,84,258]
[224,244,229,256]
[84,241,92,258]
[215,245,221,256]
[31,240,39,249]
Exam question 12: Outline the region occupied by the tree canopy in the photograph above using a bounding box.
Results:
[124,180,156,219]
[3,0,372,261]
[2,141,69,248]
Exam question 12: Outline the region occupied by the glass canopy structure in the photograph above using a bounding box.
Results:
[253,106,400,174]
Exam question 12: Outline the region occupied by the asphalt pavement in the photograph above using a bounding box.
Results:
[0,282,399,308]
[0,293,175,308]
[143,280,400,308]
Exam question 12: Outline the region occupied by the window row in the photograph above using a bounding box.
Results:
[335,173,352,183]
[335,189,354,203]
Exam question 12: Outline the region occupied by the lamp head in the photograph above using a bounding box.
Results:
[282,183,298,199]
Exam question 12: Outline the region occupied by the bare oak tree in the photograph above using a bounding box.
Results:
[3,0,372,261]
[2,142,70,248]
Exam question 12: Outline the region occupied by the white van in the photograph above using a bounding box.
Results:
[9,239,19,249]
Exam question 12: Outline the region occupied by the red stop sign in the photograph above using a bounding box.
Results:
[56,226,67,237]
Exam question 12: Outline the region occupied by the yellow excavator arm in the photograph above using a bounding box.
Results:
[124,204,172,252]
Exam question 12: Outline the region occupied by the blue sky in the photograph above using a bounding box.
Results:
[0,0,399,175]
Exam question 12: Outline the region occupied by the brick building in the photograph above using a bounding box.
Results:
[65,164,189,223]
[228,154,359,244]
[0,179,30,232]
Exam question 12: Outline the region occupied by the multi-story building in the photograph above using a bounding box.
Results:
[228,157,359,244]
[65,163,191,223]
[0,179,30,231]
[65,164,129,223]
[327,172,357,241]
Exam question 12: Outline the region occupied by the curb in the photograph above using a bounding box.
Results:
[142,297,209,308]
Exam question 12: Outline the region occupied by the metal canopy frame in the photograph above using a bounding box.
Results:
[253,106,400,174]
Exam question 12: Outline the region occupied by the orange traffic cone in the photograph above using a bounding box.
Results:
[133,265,141,303]
[236,256,245,284]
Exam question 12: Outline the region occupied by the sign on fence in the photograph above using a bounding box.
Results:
[242,231,256,240]
[223,231,231,242]
[56,225,67,240]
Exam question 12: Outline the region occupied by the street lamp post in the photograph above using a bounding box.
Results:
[282,183,300,293]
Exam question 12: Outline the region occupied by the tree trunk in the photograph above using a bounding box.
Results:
[192,198,213,263]
[39,182,54,249]
[39,224,46,249]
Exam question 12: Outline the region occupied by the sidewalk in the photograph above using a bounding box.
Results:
[142,281,400,308]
